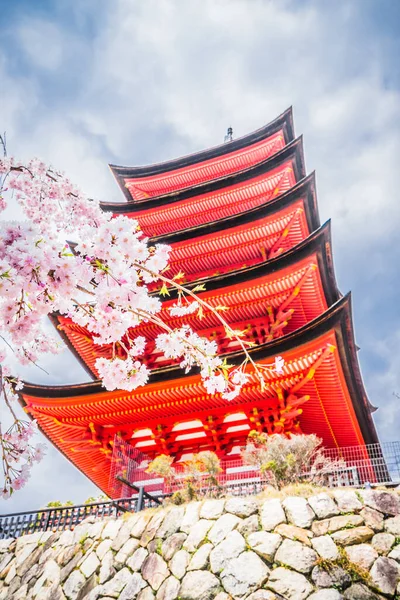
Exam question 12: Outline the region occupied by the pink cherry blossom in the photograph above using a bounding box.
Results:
[274,356,285,374]
[0,154,280,498]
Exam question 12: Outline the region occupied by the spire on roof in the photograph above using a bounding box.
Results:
[224,127,233,142]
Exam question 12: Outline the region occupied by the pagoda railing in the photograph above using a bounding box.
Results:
[110,438,400,498]
[2,440,400,540]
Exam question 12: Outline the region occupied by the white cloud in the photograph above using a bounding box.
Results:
[1,0,400,509]
[16,19,65,71]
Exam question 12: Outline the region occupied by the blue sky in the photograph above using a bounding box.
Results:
[1,0,400,511]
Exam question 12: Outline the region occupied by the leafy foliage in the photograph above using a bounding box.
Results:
[241,431,345,489]
[146,450,223,502]
[45,500,74,508]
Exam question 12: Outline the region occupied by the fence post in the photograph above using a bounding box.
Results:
[137,487,145,512]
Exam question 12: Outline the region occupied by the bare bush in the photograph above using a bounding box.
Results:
[146,451,222,502]
[145,454,176,489]
[241,431,346,489]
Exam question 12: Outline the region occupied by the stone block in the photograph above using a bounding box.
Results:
[384,515,400,536]
[169,549,189,580]
[360,491,400,517]
[101,567,133,597]
[275,538,318,573]
[225,497,258,518]
[345,544,378,570]
[138,588,155,600]
[313,514,364,536]
[267,566,313,600]
[220,551,270,599]
[142,553,170,591]
[183,519,213,552]
[102,519,122,540]
[179,570,221,600]
[308,591,343,600]
[114,537,140,568]
[237,514,259,536]
[311,535,339,560]
[127,547,149,572]
[369,556,400,596]
[99,550,115,584]
[210,530,246,573]
[388,544,400,562]
[130,512,153,538]
[261,498,286,531]
[247,592,277,600]
[96,538,113,560]
[79,551,100,578]
[247,531,282,562]
[275,523,313,546]
[157,506,185,539]
[156,575,180,600]
[161,533,187,561]
[343,583,386,600]
[331,526,374,546]
[141,511,166,547]
[371,532,395,554]
[333,490,363,513]
[360,507,384,532]
[111,521,132,552]
[200,499,225,520]
[119,573,147,600]
[308,493,339,519]
[187,543,213,571]
[208,513,241,545]
[180,502,201,534]
[311,565,351,589]
[283,497,315,528]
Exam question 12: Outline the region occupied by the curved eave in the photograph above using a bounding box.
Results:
[19,294,379,449]
[109,108,294,200]
[153,221,339,304]
[102,136,305,213]
[150,173,319,246]
[48,312,97,381]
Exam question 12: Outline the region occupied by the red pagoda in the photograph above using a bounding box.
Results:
[18,108,379,496]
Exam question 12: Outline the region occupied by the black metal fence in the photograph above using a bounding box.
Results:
[110,438,400,497]
[0,482,164,541]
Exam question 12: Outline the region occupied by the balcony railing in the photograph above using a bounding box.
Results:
[2,440,400,540]
[110,439,400,498]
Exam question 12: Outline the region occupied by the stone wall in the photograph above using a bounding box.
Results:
[2,489,400,600]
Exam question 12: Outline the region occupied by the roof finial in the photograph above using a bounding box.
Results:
[224,127,233,143]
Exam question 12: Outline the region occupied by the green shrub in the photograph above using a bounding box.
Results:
[241,432,345,489]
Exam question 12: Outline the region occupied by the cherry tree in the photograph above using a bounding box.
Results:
[0,148,283,499]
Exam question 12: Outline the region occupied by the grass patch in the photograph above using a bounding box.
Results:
[316,548,372,587]
[256,483,329,501]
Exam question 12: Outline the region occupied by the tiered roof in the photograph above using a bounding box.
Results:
[110,107,294,202]
[102,138,304,236]
[18,108,379,495]
[21,297,376,496]
[52,223,336,377]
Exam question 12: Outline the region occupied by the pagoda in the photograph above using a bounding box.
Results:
[18,108,379,496]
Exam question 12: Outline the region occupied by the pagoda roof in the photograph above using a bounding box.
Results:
[109,107,294,202]
[151,174,319,282]
[19,294,379,496]
[151,173,319,246]
[102,138,305,237]
[102,134,304,209]
[52,222,338,378]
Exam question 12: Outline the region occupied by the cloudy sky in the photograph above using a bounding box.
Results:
[1,0,400,512]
